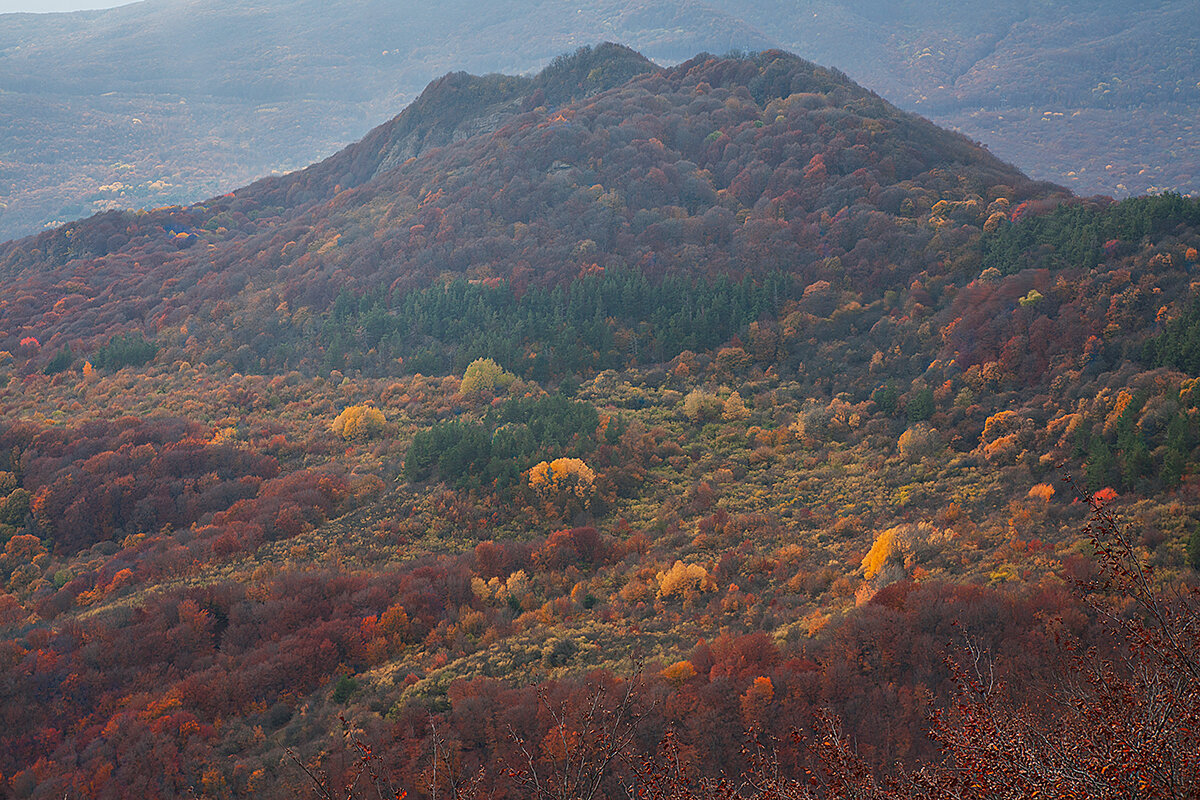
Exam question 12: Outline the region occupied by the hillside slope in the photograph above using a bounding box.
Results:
[0,46,1045,373]
[0,48,1199,799]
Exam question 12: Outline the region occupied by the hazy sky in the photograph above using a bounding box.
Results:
[0,0,134,12]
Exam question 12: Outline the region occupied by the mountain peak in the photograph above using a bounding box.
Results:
[241,43,658,208]
[532,42,657,105]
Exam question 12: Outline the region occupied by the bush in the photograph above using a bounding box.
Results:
[332,675,358,703]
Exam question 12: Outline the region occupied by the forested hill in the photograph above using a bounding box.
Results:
[2,0,1194,242]
[3,46,1200,799]
[0,47,1048,379]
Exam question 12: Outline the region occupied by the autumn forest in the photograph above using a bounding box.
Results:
[0,45,1199,798]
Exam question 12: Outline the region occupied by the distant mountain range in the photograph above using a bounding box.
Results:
[0,0,1195,241]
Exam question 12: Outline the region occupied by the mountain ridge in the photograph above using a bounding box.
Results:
[0,0,1194,241]
[0,46,1050,372]
[242,43,660,209]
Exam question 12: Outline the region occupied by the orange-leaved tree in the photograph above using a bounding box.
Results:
[331,405,386,440]
[527,458,597,518]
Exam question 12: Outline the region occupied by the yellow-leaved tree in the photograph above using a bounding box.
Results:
[682,388,722,423]
[859,522,949,604]
[528,458,596,498]
[861,527,900,581]
[527,458,597,518]
[1028,483,1055,502]
[331,405,385,440]
[460,357,515,395]
[722,391,751,421]
[656,560,716,599]
[897,424,941,462]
